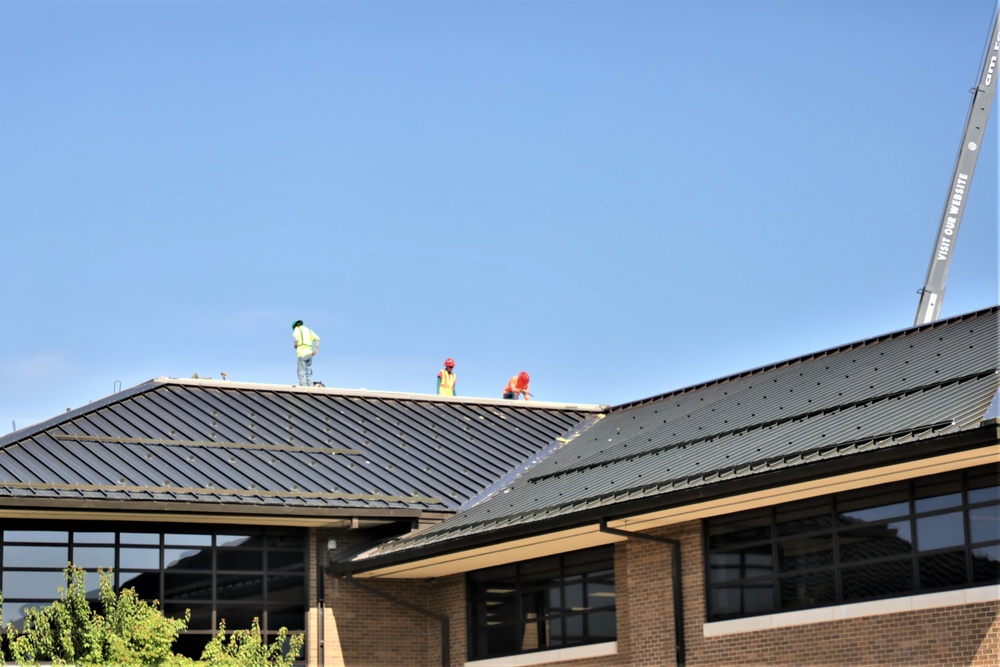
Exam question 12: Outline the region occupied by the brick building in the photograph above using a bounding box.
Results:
[1,306,997,666]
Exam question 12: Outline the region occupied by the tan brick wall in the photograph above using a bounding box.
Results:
[317,521,999,666]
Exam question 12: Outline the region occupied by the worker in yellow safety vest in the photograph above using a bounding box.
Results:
[292,320,321,387]
[437,358,457,396]
[503,371,530,401]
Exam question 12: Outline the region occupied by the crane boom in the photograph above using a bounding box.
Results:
[914,7,1000,326]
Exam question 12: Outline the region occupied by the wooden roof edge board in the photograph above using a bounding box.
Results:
[49,433,362,455]
[0,502,435,526]
[154,377,605,412]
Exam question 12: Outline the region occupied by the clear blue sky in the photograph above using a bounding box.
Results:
[2,0,997,433]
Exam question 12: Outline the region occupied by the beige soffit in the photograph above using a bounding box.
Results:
[356,444,1000,579]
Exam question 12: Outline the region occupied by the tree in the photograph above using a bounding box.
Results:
[3,565,187,666]
[1,565,302,666]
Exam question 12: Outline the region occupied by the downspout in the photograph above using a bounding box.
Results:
[316,539,325,667]
[343,573,450,667]
[599,519,685,667]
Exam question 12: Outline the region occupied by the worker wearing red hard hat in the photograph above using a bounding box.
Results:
[437,358,457,397]
[503,371,531,401]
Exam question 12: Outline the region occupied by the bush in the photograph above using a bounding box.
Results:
[1,564,302,667]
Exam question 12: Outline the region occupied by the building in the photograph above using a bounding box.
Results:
[2,306,998,666]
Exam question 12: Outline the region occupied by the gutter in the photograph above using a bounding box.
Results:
[599,518,685,667]
[342,574,450,667]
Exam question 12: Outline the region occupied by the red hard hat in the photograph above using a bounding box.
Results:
[517,371,530,386]
[444,358,455,367]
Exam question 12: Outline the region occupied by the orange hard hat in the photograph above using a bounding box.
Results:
[517,371,530,387]
[444,358,455,368]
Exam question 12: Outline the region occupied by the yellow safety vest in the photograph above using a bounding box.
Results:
[294,326,318,358]
[439,369,456,396]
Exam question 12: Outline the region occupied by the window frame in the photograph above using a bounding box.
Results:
[703,464,1000,622]
[466,545,616,661]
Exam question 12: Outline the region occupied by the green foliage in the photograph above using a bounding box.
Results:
[199,618,304,667]
[0,565,303,667]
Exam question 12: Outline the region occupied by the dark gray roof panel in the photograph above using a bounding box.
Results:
[360,307,1000,560]
[0,384,599,513]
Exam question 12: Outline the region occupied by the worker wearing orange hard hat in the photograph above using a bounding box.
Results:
[437,358,457,397]
[503,371,531,401]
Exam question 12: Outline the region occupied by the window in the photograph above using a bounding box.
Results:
[705,464,1000,621]
[467,545,615,661]
[0,520,306,659]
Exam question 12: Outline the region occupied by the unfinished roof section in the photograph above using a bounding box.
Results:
[0,380,600,517]
[353,306,1000,565]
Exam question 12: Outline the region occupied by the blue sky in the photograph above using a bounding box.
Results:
[2,0,997,433]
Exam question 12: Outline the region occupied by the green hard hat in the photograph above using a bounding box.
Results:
[293,320,303,329]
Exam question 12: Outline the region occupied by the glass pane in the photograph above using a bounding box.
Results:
[4,530,67,544]
[165,547,211,570]
[778,535,833,571]
[165,603,213,630]
[970,505,1000,544]
[564,613,584,644]
[839,520,913,562]
[776,499,833,536]
[841,560,913,601]
[779,570,835,609]
[164,572,213,600]
[916,512,965,551]
[218,549,263,571]
[707,587,742,620]
[586,580,616,608]
[2,570,68,598]
[118,571,160,599]
[268,575,304,604]
[267,550,304,572]
[217,533,259,548]
[218,574,263,601]
[5,545,68,569]
[164,533,212,547]
[2,601,38,630]
[914,473,962,512]
[120,547,160,570]
[968,467,1000,504]
[216,603,263,630]
[564,581,584,611]
[521,555,560,584]
[972,545,1000,583]
[268,604,305,632]
[707,545,772,583]
[707,509,771,548]
[120,532,159,545]
[918,550,968,589]
[742,582,775,615]
[267,533,304,549]
[587,609,616,641]
[72,546,116,570]
[73,532,114,544]
[837,486,909,525]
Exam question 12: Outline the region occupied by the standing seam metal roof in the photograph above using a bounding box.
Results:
[0,382,599,512]
[357,307,1000,560]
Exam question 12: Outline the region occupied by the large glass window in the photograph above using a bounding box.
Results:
[467,545,615,661]
[0,520,306,659]
[705,464,1000,621]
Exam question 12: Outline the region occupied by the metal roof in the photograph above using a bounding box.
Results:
[354,306,1000,562]
[0,380,600,515]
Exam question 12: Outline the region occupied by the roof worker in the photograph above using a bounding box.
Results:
[292,320,321,387]
[437,358,457,397]
[503,371,531,401]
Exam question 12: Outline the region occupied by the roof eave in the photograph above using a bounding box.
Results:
[331,421,1000,577]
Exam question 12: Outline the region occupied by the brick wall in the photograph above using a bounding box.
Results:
[317,521,999,666]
